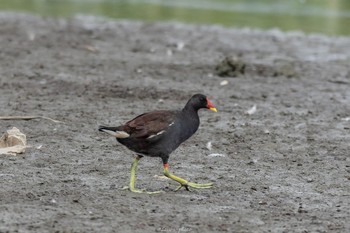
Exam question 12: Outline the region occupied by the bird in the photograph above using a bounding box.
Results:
[98,93,217,194]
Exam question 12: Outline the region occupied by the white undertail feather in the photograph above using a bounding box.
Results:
[100,129,130,138]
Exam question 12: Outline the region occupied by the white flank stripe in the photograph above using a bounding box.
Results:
[147,130,165,139]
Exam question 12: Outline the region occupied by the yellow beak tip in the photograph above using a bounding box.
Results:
[210,107,218,113]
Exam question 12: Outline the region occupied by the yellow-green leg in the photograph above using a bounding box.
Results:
[122,155,163,194]
[163,163,213,191]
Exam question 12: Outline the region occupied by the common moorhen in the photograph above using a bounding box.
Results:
[99,94,217,193]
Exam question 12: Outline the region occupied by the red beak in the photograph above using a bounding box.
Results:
[206,97,217,112]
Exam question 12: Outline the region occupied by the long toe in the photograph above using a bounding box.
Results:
[124,187,164,194]
[134,189,164,194]
[188,182,213,189]
[174,182,213,191]
[145,190,165,194]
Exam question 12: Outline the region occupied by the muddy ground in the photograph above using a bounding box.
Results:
[0,13,349,233]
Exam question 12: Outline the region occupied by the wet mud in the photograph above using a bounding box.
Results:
[0,13,349,232]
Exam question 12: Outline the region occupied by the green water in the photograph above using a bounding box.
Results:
[1,0,350,36]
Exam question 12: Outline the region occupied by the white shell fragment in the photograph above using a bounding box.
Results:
[176,42,185,51]
[246,104,257,115]
[208,153,226,157]
[0,127,28,155]
[206,141,212,151]
[264,129,270,134]
[220,80,229,86]
[341,117,350,121]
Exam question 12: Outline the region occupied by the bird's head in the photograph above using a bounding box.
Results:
[188,94,217,112]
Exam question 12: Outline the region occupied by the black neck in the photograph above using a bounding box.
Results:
[182,104,199,115]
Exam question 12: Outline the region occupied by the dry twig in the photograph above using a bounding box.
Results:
[0,116,62,123]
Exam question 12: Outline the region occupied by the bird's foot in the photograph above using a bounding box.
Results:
[163,167,213,192]
[174,181,213,192]
[122,186,164,194]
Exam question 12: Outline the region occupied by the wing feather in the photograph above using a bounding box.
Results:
[122,110,177,138]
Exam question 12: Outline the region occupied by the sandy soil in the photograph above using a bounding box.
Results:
[0,13,349,233]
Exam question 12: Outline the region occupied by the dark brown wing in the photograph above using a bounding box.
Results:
[121,110,177,138]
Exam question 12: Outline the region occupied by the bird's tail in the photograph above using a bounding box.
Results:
[98,126,130,138]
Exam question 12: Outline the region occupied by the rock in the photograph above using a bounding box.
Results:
[215,56,246,77]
